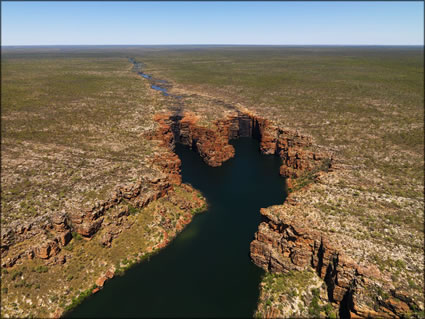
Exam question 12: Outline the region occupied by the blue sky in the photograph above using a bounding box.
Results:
[2,1,424,45]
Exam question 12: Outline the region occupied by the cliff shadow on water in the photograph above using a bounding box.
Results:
[67,135,288,318]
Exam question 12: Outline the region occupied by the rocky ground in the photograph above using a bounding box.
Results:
[137,46,424,318]
[1,49,207,318]
[255,269,338,318]
[1,46,423,318]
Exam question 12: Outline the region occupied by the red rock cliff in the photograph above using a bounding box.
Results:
[250,201,420,318]
[152,110,329,177]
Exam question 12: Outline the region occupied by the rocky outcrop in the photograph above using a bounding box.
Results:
[184,120,235,167]
[153,112,235,167]
[34,239,61,259]
[66,175,172,242]
[95,269,115,288]
[250,204,420,318]
[241,111,330,179]
[155,109,407,317]
[152,110,331,179]
[1,211,73,267]
[1,170,176,268]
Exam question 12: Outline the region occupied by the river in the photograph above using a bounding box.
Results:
[68,138,287,317]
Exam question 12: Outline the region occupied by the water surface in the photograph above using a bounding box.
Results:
[151,84,169,96]
[68,138,287,318]
[138,72,151,79]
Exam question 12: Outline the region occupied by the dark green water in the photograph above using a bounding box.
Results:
[68,138,287,318]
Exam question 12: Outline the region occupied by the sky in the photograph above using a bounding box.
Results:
[1,1,424,46]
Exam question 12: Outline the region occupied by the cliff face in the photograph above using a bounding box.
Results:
[151,108,420,319]
[152,110,329,178]
[5,103,415,318]
[250,202,420,318]
[153,112,235,167]
[245,111,329,180]
[1,122,188,269]
[1,170,173,269]
[1,124,206,317]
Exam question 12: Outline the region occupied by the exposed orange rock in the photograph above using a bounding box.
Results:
[246,111,329,178]
[250,203,419,318]
[73,218,104,238]
[105,269,115,279]
[92,288,100,294]
[152,111,236,167]
[264,307,281,319]
[2,172,175,267]
[51,308,63,319]
[95,276,108,287]
[152,110,329,178]
[154,150,182,185]
[34,239,61,259]
[57,230,72,246]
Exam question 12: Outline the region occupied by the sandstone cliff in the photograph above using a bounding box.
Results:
[152,109,329,178]
[250,199,422,318]
[151,106,423,319]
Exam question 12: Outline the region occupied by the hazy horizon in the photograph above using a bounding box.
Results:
[2,44,424,48]
[2,2,423,46]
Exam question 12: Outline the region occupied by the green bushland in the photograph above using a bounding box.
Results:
[132,46,424,307]
[135,46,424,196]
[1,48,165,226]
[2,46,423,317]
[131,45,424,314]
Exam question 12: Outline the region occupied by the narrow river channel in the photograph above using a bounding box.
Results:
[68,134,287,318]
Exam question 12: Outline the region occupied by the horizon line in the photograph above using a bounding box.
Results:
[2,44,424,47]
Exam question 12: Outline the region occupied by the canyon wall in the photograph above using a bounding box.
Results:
[152,109,418,318]
[250,197,420,318]
[152,110,329,178]
[4,106,414,318]
[1,155,176,269]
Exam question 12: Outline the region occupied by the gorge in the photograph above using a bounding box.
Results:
[1,54,421,318]
[65,58,335,317]
[68,137,286,317]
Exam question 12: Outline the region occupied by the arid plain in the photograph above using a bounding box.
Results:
[1,46,423,318]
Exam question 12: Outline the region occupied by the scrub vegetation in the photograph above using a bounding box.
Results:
[137,46,424,199]
[1,187,204,317]
[134,46,424,314]
[1,46,423,317]
[1,47,203,317]
[255,270,338,318]
[1,50,164,225]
